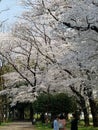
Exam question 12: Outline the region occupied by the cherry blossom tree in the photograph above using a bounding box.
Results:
[0,0,98,126]
[19,0,98,126]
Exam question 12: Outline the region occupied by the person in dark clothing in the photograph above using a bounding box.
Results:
[40,113,45,123]
[71,113,78,130]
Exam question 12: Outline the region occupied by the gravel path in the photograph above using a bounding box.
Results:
[0,122,36,130]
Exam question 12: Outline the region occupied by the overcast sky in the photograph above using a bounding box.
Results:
[0,0,25,25]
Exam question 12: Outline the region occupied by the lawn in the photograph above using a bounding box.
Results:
[34,121,98,130]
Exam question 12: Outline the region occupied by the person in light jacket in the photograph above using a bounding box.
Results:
[53,115,59,130]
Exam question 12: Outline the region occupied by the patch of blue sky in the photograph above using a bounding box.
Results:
[0,0,25,25]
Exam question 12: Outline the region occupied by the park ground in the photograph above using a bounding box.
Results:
[0,121,98,130]
[0,122,69,130]
[0,122,35,130]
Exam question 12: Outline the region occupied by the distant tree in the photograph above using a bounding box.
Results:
[51,93,77,118]
[33,93,77,117]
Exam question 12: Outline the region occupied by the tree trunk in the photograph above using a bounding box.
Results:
[89,98,98,127]
[70,85,89,126]
[77,97,89,126]
[30,104,34,121]
[86,71,98,127]
[83,107,89,126]
[19,107,24,120]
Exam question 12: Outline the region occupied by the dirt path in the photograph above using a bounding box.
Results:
[0,122,36,130]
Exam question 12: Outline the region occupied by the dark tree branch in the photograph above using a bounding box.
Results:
[0,52,35,89]
[48,8,98,33]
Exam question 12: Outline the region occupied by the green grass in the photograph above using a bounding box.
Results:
[35,122,52,130]
[34,121,98,130]
[78,126,98,130]
[0,122,8,126]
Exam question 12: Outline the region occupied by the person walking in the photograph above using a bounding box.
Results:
[53,115,59,130]
[71,113,78,130]
[59,114,66,130]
